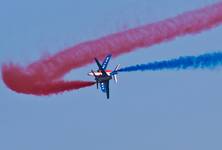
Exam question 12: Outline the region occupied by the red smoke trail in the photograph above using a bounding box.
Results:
[2,64,95,95]
[2,2,222,95]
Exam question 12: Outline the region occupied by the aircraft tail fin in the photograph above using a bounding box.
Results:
[114,64,120,71]
[113,64,120,83]
[114,74,118,83]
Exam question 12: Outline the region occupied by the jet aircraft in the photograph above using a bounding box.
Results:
[88,55,120,99]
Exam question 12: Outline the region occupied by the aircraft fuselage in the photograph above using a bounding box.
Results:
[88,70,112,77]
[88,70,112,83]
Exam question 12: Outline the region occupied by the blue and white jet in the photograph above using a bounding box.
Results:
[88,54,120,99]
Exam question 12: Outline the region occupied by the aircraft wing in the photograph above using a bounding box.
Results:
[100,82,106,92]
[95,58,108,76]
[100,81,110,99]
[102,54,112,70]
[105,81,110,99]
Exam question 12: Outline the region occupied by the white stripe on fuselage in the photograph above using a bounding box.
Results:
[88,70,112,76]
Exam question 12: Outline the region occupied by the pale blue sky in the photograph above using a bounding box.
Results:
[1,0,222,150]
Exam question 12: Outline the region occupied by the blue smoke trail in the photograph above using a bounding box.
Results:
[118,52,222,72]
